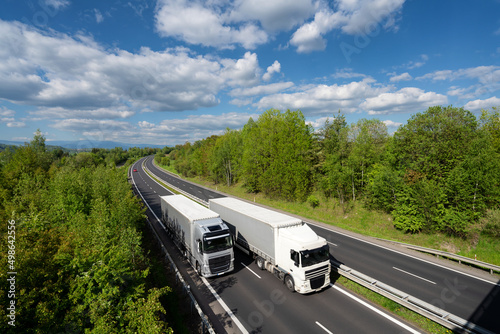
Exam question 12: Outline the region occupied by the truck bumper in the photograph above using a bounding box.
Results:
[296,274,330,294]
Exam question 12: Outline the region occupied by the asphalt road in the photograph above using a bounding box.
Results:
[144,156,500,333]
[132,157,423,334]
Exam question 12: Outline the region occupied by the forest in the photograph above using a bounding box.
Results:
[0,134,173,333]
[158,106,500,239]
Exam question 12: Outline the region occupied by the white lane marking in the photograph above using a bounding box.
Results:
[328,241,338,247]
[316,321,334,334]
[330,284,421,334]
[202,277,250,334]
[393,267,436,285]
[307,222,499,286]
[241,262,261,279]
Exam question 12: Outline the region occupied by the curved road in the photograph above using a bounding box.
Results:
[132,157,423,334]
[144,156,500,333]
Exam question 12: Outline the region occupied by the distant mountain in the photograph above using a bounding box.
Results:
[0,140,166,150]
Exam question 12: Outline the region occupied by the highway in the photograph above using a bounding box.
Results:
[143,156,500,334]
[131,157,423,333]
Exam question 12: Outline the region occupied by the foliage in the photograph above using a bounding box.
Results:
[307,195,320,208]
[0,136,171,333]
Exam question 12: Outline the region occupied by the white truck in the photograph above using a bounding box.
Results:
[209,197,330,293]
[160,195,234,277]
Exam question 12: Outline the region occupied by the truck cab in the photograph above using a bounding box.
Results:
[278,224,331,293]
[193,219,234,277]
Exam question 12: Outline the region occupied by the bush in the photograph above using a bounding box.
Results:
[307,195,320,208]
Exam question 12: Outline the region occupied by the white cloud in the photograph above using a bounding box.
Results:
[463,96,500,111]
[229,0,317,32]
[220,52,261,87]
[155,0,268,49]
[337,0,405,35]
[418,65,500,99]
[44,0,70,10]
[389,72,412,82]
[361,87,448,115]
[0,20,269,114]
[255,78,389,115]
[291,0,406,53]
[94,9,104,23]
[383,120,402,128]
[230,82,294,97]
[262,60,281,81]
[6,121,26,128]
[290,9,345,53]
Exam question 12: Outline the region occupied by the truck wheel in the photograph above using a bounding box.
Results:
[284,275,295,292]
[196,262,201,276]
[256,256,265,270]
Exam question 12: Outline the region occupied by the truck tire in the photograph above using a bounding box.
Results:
[284,275,295,292]
[256,256,265,270]
[196,262,201,276]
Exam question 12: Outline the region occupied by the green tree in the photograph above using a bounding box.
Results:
[210,128,243,186]
[242,109,313,201]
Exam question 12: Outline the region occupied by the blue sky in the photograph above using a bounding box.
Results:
[1,0,499,146]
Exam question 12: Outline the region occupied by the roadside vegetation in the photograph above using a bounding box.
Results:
[156,106,500,266]
[0,132,178,333]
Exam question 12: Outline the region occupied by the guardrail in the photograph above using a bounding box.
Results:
[130,163,216,334]
[331,260,493,334]
[380,240,500,275]
[143,158,496,334]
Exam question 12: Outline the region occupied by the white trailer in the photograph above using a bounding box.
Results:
[160,195,234,277]
[209,197,330,293]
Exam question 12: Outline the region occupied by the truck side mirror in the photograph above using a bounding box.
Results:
[197,240,202,254]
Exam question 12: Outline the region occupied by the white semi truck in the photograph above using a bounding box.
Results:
[160,195,234,277]
[209,197,330,293]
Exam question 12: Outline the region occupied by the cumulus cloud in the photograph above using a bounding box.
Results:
[291,0,406,53]
[389,72,412,82]
[0,20,267,114]
[361,87,448,115]
[262,61,281,81]
[463,97,500,111]
[255,78,389,115]
[155,0,268,49]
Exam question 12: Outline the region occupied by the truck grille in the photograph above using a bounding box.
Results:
[209,255,231,274]
[305,264,329,280]
[310,276,325,289]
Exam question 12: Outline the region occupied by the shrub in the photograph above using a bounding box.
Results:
[307,195,320,209]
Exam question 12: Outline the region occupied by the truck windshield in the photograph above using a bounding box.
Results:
[300,245,330,267]
[203,234,233,253]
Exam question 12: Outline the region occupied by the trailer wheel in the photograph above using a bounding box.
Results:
[284,275,295,292]
[256,256,265,270]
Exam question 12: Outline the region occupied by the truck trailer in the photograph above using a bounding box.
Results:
[160,195,234,277]
[209,197,330,293]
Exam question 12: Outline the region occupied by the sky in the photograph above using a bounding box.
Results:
[0,0,499,146]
